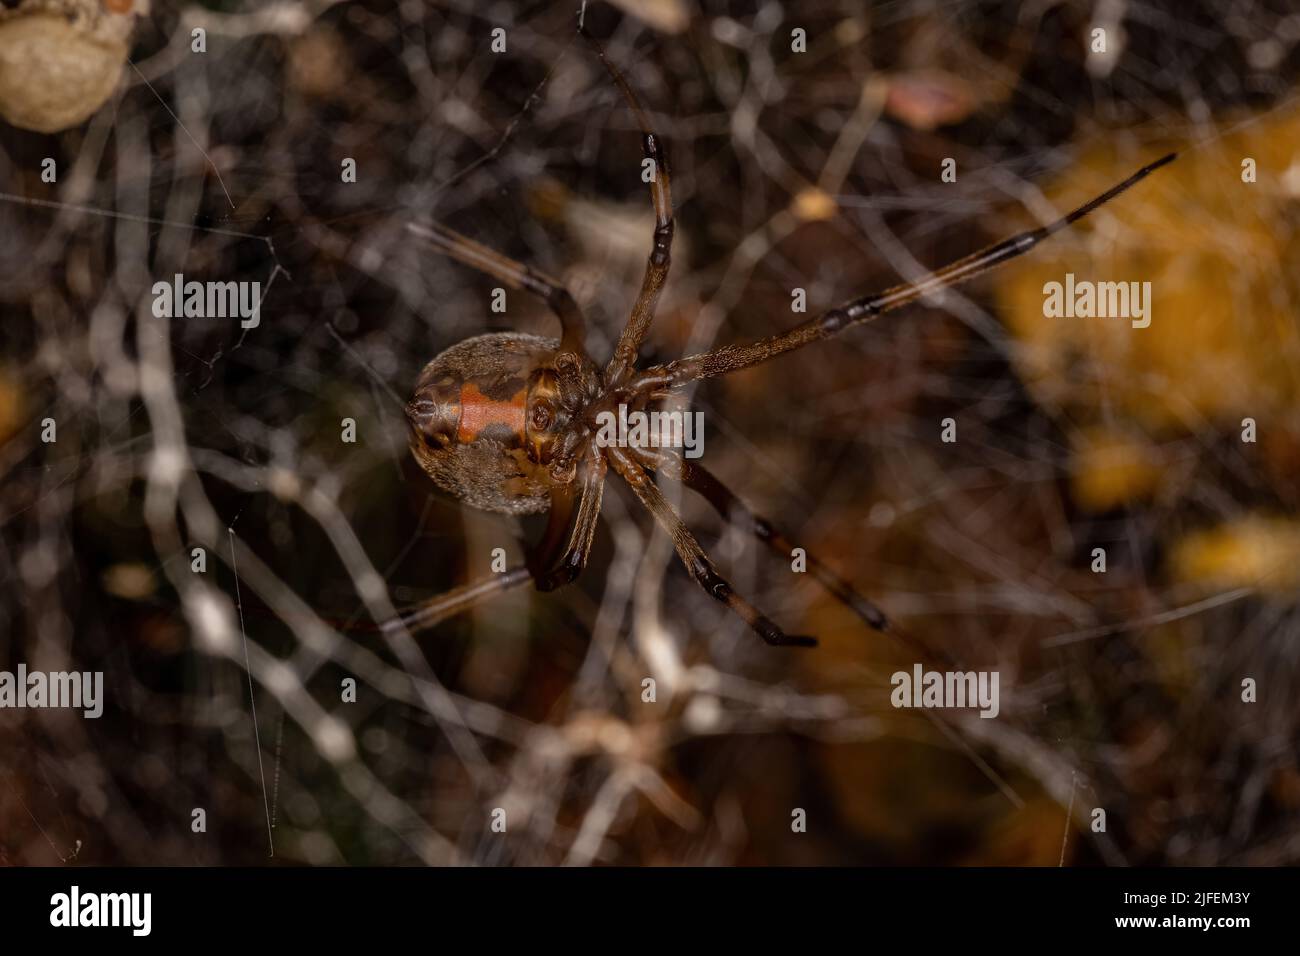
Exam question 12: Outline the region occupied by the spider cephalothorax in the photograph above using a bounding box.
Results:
[390,28,1175,648]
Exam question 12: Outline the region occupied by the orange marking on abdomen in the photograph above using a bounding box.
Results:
[457,383,526,443]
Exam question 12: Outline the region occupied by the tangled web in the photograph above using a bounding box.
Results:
[2,0,1299,865]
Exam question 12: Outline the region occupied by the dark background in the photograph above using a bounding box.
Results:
[2,0,1298,865]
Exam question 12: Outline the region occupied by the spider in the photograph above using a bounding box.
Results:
[387,32,1175,648]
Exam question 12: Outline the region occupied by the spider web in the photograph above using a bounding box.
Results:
[2,0,1298,865]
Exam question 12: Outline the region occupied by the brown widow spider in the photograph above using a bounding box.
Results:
[387,32,1175,648]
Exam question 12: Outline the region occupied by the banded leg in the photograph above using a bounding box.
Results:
[380,451,604,634]
[381,565,532,637]
[582,29,676,386]
[607,447,815,647]
[633,153,1176,389]
[637,448,890,632]
[406,220,588,357]
[529,447,607,592]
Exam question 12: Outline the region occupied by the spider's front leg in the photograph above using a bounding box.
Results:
[631,152,1177,389]
[606,447,816,648]
[583,29,676,387]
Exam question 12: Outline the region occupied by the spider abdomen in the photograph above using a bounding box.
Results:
[456,381,527,444]
[405,332,561,515]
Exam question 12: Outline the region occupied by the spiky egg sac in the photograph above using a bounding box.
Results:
[0,7,131,133]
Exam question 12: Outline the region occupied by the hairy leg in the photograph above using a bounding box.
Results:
[637,448,891,632]
[582,29,676,386]
[406,220,588,357]
[530,448,608,592]
[634,153,1176,389]
[607,447,815,647]
[380,565,532,637]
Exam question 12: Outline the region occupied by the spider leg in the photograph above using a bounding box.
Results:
[635,448,890,633]
[529,481,576,580]
[380,452,605,635]
[581,29,675,386]
[406,220,588,356]
[633,152,1177,388]
[530,448,607,592]
[380,565,532,637]
[607,447,816,648]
